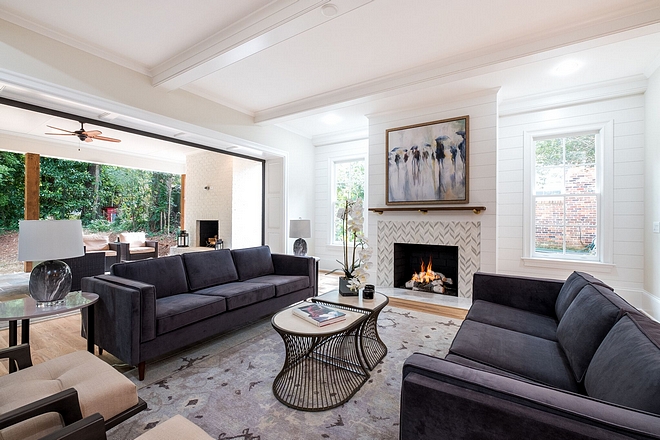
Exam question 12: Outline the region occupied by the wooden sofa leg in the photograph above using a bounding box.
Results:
[138,362,146,381]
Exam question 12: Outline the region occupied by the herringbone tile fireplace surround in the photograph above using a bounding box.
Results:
[376,221,481,298]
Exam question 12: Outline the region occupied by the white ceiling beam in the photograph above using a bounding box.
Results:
[151,0,373,91]
[253,4,660,124]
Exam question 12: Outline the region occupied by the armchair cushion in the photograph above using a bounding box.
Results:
[0,350,138,440]
[119,232,147,247]
[82,234,111,251]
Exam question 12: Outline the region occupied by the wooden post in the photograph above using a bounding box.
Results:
[180,174,186,230]
[24,153,40,272]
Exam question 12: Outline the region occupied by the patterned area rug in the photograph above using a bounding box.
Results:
[108,307,461,440]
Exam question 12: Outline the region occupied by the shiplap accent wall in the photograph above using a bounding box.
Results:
[366,91,499,285]
[498,94,646,298]
[313,139,368,271]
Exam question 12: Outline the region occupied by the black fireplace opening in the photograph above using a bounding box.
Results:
[393,243,458,296]
[197,220,219,247]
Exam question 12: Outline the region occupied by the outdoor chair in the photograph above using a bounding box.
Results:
[0,390,212,440]
[118,232,158,261]
[0,343,146,440]
[82,234,124,271]
[61,248,106,292]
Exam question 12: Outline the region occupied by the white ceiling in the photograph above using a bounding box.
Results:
[1,0,660,155]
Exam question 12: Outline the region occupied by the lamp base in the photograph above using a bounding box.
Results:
[28,260,72,305]
[293,238,308,256]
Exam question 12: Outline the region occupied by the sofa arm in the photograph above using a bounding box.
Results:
[401,353,660,440]
[272,254,317,293]
[81,275,157,366]
[472,272,563,317]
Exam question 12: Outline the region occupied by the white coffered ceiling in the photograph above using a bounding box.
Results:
[1,0,660,154]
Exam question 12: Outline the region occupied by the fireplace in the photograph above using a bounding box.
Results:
[197,220,219,247]
[393,243,458,296]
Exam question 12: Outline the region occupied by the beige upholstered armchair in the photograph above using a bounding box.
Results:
[0,343,146,440]
[82,234,124,271]
[118,232,159,260]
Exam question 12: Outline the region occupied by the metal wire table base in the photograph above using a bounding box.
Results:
[272,322,369,411]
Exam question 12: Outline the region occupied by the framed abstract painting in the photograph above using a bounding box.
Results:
[386,115,469,205]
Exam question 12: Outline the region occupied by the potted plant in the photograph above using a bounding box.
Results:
[332,199,372,296]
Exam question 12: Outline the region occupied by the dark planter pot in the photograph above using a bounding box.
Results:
[339,276,358,296]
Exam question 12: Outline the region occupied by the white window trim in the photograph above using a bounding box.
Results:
[522,120,613,271]
[328,154,367,246]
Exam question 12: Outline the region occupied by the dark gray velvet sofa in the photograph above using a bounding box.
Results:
[401,271,660,439]
[81,246,316,381]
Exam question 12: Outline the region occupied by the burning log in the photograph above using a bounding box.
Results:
[404,256,453,294]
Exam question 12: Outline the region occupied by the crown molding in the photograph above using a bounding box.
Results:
[499,75,648,116]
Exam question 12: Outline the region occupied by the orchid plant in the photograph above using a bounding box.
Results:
[332,199,372,291]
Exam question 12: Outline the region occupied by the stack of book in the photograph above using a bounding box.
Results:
[293,303,346,327]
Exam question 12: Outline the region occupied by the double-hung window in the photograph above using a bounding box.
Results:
[524,122,612,266]
[331,157,365,245]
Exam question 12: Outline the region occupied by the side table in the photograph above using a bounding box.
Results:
[271,302,369,411]
[0,292,99,372]
[313,290,389,370]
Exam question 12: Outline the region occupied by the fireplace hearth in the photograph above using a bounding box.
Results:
[393,243,458,296]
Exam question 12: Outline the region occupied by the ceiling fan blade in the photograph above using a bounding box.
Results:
[83,130,102,136]
[84,137,94,143]
[46,125,76,134]
[45,132,76,136]
[92,135,122,143]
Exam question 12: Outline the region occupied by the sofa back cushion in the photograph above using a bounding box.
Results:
[556,284,624,383]
[83,234,110,251]
[119,232,146,247]
[231,246,274,281]
[182,250,239,291]
[555,271,612,321]
[111,255,189,299]
[584,312,660,415]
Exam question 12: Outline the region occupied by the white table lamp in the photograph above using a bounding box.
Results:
[18,220,85,305]
[289,219,311,256]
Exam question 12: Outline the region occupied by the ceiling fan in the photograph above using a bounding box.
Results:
[45,122,121,143]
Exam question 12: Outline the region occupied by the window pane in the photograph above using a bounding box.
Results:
[565,164,596,194]
[333,159,365,243]
[566,225,597,255]
[535,197,564,226]
[535,166,563,195]
[535,138,563,166]
[565,135,595,165]
[535,225,564,254]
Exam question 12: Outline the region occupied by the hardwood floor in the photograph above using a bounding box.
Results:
[0,270,453,376]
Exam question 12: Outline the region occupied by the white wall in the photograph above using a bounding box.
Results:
[498,93,646,302]
[645,67,660,317]
[313,138,368,271]
[232,157,263,249]
[366,91,499,284]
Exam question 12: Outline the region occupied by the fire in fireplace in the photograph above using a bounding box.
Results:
[393,243,458,296]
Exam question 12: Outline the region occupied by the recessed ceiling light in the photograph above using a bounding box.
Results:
[321,114,342,125]
[553,60,582,76]
[321,4,338,17]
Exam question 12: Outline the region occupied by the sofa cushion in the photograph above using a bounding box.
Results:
[556,284,623,383]
[555,271,612,321]
[448,320,579,392]
[243,274,309,297]
[466,300,559,341]
[182,250,239,291]
[193,282,275,310]
[156,294,227,335]
[119,232,147,247]
[584,313,660,415]
[111,256,189,299]
[231,246,274,281]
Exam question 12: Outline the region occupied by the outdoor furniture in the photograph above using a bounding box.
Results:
[82,234,124,271]
[0,344,146,440]
[118,232,158,260]
[271,301,370,411]
[61,250,106,291]
[0,390,204,440]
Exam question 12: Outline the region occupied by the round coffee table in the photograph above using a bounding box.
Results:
[271,301,369,411]
[313,290,389,370]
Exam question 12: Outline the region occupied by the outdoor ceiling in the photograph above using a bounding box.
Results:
[1,0,660,146]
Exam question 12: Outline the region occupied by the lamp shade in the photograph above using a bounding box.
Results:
[18,220,84,261]
[289,219,311,238]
